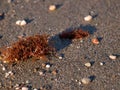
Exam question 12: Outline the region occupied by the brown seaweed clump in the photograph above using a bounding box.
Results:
[0,35,55,63]
[59,29,89,39]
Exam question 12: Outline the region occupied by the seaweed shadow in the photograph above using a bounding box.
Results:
[49,25,97,51]
[79,24,97,34]
[49,33,72,51]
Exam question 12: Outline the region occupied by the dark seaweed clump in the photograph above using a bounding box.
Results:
[0,35,55,63]
[59,29,89,39]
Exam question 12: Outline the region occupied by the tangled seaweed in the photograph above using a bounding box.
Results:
[59,29,89,39]
[0,35,55,63]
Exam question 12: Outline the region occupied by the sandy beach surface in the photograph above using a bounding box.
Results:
[0,0,120,90]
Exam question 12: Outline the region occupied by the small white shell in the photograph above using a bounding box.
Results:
[16,20,21,25]
[20,20,27,26]
[22,87,29,90]
[81,77,91,84]
[2,67,6,71]
[84,15,92,21]
[33,88,38,90]
[45,64,50,68]
[49,5,56,11]
[16,20,27,26]
[109,55,117,60]
[85,62,91,67]
[58,56,62,59]
[39,71,44,75]
[5,73,9,78]
[100,62,104,66]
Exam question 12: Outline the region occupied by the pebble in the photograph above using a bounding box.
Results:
[22,87,29,90]
[8,0,12,3]
[16,20,27,26]
[8,71,14,75]
[39,71,44,75]
[5,71,14,78]
[80,40,83,43]
[3,60,9,63]
[85,62,91,67]
[20,20,27,26]
[78,81,82,85]
[52,70,57,75]
[45,64,51,69]
[58,56,62,59]
[15,87,20,90]
[14,84,19,87]
[25,80,30,84]
[5,73,9,78]
[81,77,91,84]
[17,34,26,39]
[92,38,99,45]
[16,20,21,25]
[42,63,46,67]
[2,66,6,71]
[100,62,104,66]
[84,15,92,21]
[49,5,56,11]
[109,55,117,60]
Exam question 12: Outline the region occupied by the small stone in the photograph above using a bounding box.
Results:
[8,0,12,3]
[78,81,81,85]
[100,62,104,66]
[5,71,14,78]
[22,87,29,90]
[46,64,50,69]
[58,56,62,59]
[39,71,44,75]
[52,70,57,75]
[92,38,99,45]
[49,5,56,11]
[81,77,91,84]
[42,63,46,67]
[16,20,27,26]
[17,34,25,39]
[15,87,20,90]
[8,71,14,75]
[14,84,19,87]
[75,79,78,82]
[34,67,39,72]
[25,80,30,84]
[80,40,83,43]
[85,62,91,67]
[5,73,9,78]
[84,15,92,21]
[3,60,9,63]
[16,20,21,25]
[109,55,117,60]
[2,67,6,71]
[20,20,27,26]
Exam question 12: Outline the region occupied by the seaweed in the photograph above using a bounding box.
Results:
[59,29,89,39]
[0,35,55,63]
